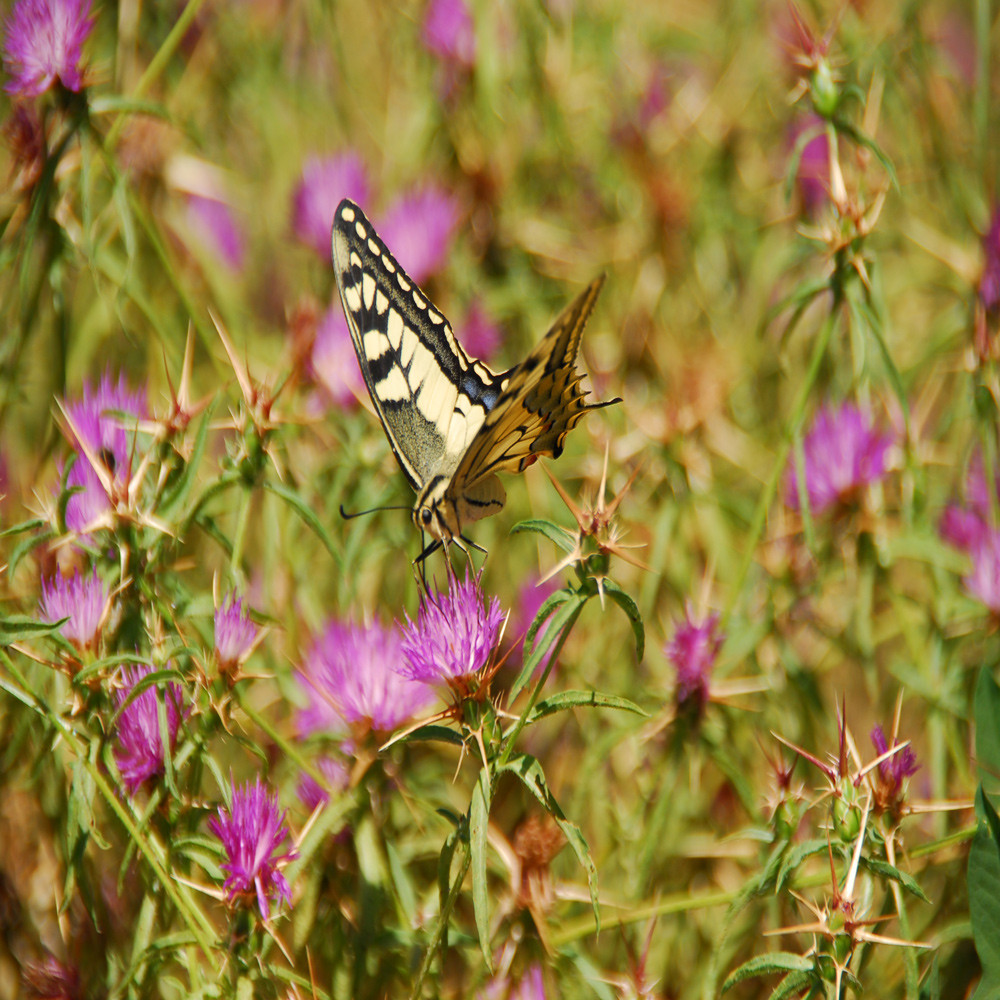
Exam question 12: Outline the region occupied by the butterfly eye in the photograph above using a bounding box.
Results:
[421,509,433,526]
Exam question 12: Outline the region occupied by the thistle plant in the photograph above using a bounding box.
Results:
[0,0,991,998]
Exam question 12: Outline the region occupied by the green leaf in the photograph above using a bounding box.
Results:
[398,724,465,747]
[0,614,67,645]
[525,590,571,645]
[509,518,576,553]
[157,399,218,520]
[521,689,647,725]
[722,952,815,993]
[858,856,928,901]
[509,592,585,703]
[499,753,599,930]
[970,786,1000,997]
[769,970,816,1000]
[976,668,1000,804]
[470,769,492,970]
[262,479,342,566]
[601,578,645,661]
[0,517,46,538]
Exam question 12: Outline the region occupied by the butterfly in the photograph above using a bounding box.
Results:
[332,198,618,559]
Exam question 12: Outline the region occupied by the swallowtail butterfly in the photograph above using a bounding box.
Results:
[332,198,617,555]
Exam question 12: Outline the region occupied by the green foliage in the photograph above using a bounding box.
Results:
[0,0,993,997]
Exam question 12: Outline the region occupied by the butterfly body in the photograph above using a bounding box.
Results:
[332,198,616,551]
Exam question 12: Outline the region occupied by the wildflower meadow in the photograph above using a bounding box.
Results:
[0,0,997,997]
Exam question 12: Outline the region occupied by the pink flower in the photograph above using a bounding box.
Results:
[297,619,434,737]
[459,302,501,361]
[789,114,830,215]
[965,528,1000,613]
[297,757,350,812]
[477,965,547,1000]
[939,458,998,553]
[2,0,94,97]
[310,306,364,409]
[400,570,505,687]
[185,194,245,271]
[113,665,185,795]
[292,152,369,257]
[784,402,893,514]
[61,374,146,533]
[209,777,294,920]
[666,609,723,716]
[39,568,108,651]
[214,593,258,673]
[377,186,460,285]
[421,0,475,69]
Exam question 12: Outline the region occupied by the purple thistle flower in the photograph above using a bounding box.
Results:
[310,306,364,409]
[459,302,501,361]
[2,0,94,98]
[297,619,434,737]
[478,965,547,1000]
[297,756,350,812]
[39,567,107,651]
[185,194,245,271]
[22,953,82,1000]
[870,726,919,793]
[377,186,460,285]
[113,665,184,795]
[666,609,723,715]
[789,114,830,215]
[292,151,369,257]
[61,373,146,533]
[400,570,505,688]
[208,776,294,920]
[214,593,258,674]
[421,0,476,69]
[965,527,1000,613]
[980,207,1000,316]
[784,402,894,514]
[940,458,998,552]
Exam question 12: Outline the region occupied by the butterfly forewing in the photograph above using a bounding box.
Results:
[331,199,505,489]
[451,276,616,490]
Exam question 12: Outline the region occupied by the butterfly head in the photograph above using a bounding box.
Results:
[412,490,460,544]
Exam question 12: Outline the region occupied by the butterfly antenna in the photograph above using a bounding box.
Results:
[339,503,410,520]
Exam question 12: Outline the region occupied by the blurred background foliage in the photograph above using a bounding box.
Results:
[0,0,997,997]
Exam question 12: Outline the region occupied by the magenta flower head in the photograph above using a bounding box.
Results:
[870,725,918,819]
[214,592,258,676]
[22,953,81,1000]
[940,458,997,552]
[310,306,364,409]
[400,570,505,692]
[292,151,369,257]
[297,619,434,738]
[422,0,476,69]
[208,776,294,920]
[964,527,1000,614]
[980,207,1000,316]
[113,665,185,795]
[186,194,245,271]
[784,402,894,514]
[477,965,547,1000]
[459,302,501,362]
[789,114,830,215]
[40,567,108,652]
[377,186,460,285]
[2,0,94,98]
[666,609,723,717]
[297,756,350,812]
[61,373,146,533]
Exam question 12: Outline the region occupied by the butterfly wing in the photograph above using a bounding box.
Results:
[331,199,506,491]
[448,275,617,493]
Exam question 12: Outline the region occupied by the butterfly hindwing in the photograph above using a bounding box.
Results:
[450,275,615,491]
[331,199,505,490]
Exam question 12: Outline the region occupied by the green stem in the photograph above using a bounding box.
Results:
[0,651,220,965]
[106,0,210,149]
